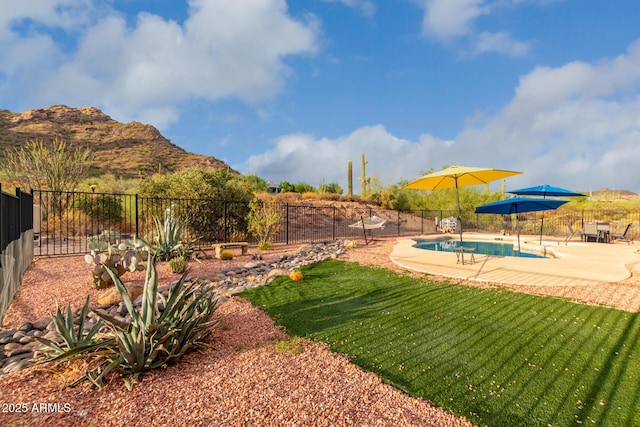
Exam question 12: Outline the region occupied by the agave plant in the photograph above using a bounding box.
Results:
[151,216,195,261]
[37,295,105,355]
[38,254,220,390]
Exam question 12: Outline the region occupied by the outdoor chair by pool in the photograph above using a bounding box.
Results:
[582,223,599,242]
[565,223,579,245]
[612,223,633,244]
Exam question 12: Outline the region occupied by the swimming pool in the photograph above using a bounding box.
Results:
[414,238,547,258]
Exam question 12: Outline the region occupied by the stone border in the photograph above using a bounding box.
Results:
[0,241,348,375]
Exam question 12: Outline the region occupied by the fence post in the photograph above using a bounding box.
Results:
[285,203,289,245]
[15,188,21,236]
[332,206,336,240]
[223,201,228,242]
[134,194,139,238]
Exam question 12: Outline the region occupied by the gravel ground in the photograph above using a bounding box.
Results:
[2,237,639,426]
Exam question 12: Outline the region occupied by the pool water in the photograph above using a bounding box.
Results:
[414,239,546,258]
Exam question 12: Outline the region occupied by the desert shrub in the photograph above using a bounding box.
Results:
[318,182,343,194]
[366,192,382,206]
[274,336,303,354]
[294,182,315,193]
[238,174,269,193]
[274,192,301,203]
[138,168,253,241]
[341,194,363,203]
[277,181,295,193]
[74,194,124,223]
[44,209,90,237]
[247,198,284,250]
[317,192,341,201]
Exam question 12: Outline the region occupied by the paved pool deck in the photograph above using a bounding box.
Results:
[390,233,640,286]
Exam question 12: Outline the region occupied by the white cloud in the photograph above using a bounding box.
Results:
[472,31,532,57]
[0,0,94,39]
[0,0,320,128]
[420,0,488,40]
[419,0,540,58]
[238,125,455,191]
[240,40,640,193]
[321,0,375,17]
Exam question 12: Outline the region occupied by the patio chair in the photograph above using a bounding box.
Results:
[611,223,634,244]
[582,223,599,242]
[564,223,578,245]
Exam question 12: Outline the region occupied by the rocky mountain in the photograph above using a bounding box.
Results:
[0,105,234,178]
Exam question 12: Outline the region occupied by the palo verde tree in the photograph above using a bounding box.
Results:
[246,196,284,250]
[3,137,93,219]
[3,137,93,192]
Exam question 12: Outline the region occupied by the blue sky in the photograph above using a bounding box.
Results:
[2,0,640,194]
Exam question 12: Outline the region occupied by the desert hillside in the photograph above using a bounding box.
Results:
[0,105,234,178]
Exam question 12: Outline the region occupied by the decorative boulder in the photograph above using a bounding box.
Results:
[97,283,144,305]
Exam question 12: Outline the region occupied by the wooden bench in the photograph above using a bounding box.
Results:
[213,242,249,259]
[455,246,476,265]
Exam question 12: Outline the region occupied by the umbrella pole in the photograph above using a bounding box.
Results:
[539,194,547,245]
[516,209,521,255]
[455,179,464,263]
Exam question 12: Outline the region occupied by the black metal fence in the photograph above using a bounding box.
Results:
[29,189,640,256]
[1,186,33,258]
[470,208,640,240]
[31,189,453,256]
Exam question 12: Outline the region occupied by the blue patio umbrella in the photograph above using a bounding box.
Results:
[508,185,584,243]
[475,197,569,254]
[508,184,584,198]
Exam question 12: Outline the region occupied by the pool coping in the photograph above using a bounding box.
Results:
[390,233,640,287]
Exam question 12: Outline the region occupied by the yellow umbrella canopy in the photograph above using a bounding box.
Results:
[403,165,523,191]
[403,165,524,262]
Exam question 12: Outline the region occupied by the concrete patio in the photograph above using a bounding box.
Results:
[390,233,640,287]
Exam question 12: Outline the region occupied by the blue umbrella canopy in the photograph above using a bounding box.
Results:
[475,197,569,253]
[508,185,584,198]
[506,185,582,244]
[475,197,569,215]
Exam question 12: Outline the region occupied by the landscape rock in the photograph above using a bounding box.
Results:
[0,240,349,376]
[97,282,144,305]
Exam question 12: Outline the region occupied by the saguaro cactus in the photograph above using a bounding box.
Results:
[359,153,370,196]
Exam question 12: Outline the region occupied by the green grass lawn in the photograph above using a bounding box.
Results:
[241,259,640,427]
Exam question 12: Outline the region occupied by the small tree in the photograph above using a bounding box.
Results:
[4,137,93,219]
[246,198,284,250]
[4,137,93,192]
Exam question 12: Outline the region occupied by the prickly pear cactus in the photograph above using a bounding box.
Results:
[84,239,149,289]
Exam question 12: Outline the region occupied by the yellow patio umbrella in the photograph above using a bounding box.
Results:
[403,165,524,262]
